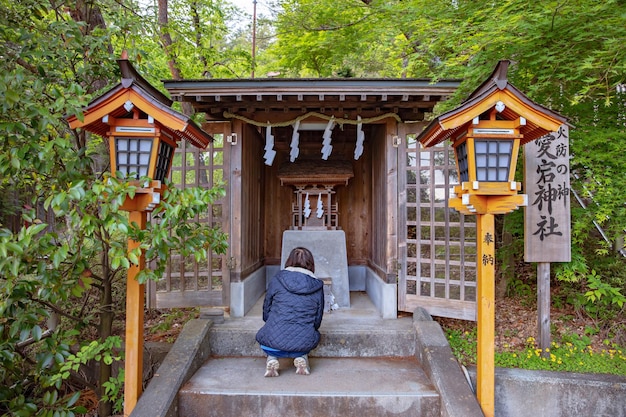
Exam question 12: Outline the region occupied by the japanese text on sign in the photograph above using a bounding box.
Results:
[523,125,572,262]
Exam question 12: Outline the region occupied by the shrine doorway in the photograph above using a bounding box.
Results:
[259,121,380,270]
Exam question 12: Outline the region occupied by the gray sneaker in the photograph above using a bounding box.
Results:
[264,356,279,377]
[294,355,310,375]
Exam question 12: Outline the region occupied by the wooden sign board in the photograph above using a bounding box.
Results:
[523,125,571,262]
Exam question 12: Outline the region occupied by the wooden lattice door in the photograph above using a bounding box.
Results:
[148,133,229,308]
[398,136,477,321]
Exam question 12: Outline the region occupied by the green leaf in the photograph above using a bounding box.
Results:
[128,251,140,265]
[67,391,80,407]
[32,325,42,341]
[117,222,128,234]
[28,223,48,235]
[11,258,20,276]
[19,328,30,342]
[5,242,23,254]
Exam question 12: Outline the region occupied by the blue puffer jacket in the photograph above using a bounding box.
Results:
[255,267,324,353]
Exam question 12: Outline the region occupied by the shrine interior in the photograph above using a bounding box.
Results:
[255,122,380,267]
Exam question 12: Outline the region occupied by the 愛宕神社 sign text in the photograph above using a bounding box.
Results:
[523,125,571,262]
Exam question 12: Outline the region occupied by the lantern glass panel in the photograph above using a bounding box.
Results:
[154,141,174,182]
[474,139,512,182]
[116,137,153,179]
[456,141,469,182]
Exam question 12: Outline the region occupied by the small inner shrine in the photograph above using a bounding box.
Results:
[277,158,354,308]
[278,160,354,230]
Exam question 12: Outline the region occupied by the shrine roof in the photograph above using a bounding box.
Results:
[162,77,462,124]
[277,159,354,187]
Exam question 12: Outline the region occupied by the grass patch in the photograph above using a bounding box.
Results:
[445,328,626,376]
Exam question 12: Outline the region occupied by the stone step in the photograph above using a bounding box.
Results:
[178,356,440,417]
[208,314,417,358]
[207,292,417,358]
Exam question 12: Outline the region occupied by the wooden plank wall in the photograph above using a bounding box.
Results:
[262,147,294,265]
[239,123,266,276]
[336,137,372,265]
[369,123,389,277]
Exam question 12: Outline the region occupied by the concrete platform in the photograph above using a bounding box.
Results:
[178,357,440,417]
[243,289,399,321]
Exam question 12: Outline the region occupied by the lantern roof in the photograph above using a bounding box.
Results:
[418,60,570,148]
[66,55,212,149]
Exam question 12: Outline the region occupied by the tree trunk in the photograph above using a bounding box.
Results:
[98,250,114,417]
[67,3,116,415]
[157,0,194,115]
[69,0,113,92]
[191,2,209,75]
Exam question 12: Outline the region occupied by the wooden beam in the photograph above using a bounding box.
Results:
[476,213,495,417]
[537,262,551,357]
[123,210,146,416]
[385,118,399,282]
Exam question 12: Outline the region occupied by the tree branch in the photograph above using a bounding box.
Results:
[31,298,86,323]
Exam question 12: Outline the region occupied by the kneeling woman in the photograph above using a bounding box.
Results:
[255,247,324,376]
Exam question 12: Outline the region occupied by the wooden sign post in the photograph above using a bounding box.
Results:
[523,125,571,355]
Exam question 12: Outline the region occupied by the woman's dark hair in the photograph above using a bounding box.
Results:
[285,247,315,273]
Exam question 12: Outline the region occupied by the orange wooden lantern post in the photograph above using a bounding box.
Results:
[417,61,566,417]
[443,110,528,417]
[67,53,211,416]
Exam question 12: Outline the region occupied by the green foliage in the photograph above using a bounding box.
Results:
[583,270,626,309]
[101,370,125,414]
[446,328,477,367]
[265,0,403,77]
[496,336,626,376]
[446,329,626,376]
[0,173,227,415]
[136,180,228,284]
[127,0,254,80]
[47,337,122,389]
[0,1,229,416]
[569,125,626,256]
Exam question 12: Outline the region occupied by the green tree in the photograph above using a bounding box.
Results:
[131,0,254,81]
[264,0,403,77]
[0,0,228,416]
